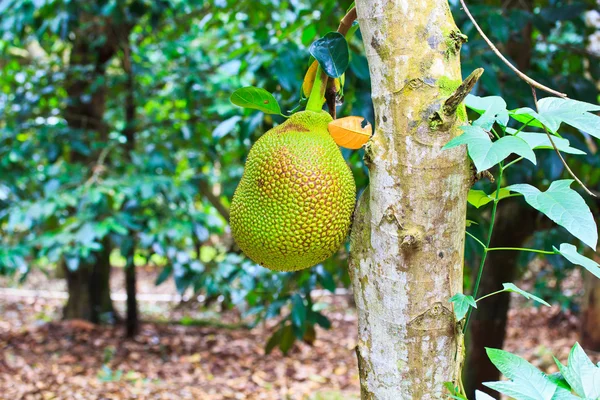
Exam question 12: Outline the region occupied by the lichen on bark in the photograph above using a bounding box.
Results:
[349,1,471,398]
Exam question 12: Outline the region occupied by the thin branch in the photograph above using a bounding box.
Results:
[337,7,358,36]
[530,87,596,197]
[199,180,231,222]
[465,231,486,250]
[458,0,567,98]
[83,142,116,188]
[321,6,358,118]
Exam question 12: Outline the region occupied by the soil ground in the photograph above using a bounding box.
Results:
[0,267,598,399]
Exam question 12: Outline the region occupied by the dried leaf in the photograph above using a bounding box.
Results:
[328,116,372,149]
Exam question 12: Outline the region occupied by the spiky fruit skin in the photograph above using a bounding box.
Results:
[230,111,356,272]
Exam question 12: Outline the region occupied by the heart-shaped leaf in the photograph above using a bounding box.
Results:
[510,97,600,138]
[328,116,372,149]
[484,348,558,400]
[449,293,477,321]
[467,188,511,208]
[230,86,282,115]
[465,94,510,129]
[554,343,600,398]
[443,125,536,172]
[554,243,600,279]
[309,32,349,78]
[500,283,550,307]
[506,128,586,155]
[506,181,598,249]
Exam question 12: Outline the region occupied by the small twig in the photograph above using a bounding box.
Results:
[458,0,567,98]
[337,7,357,36]
[530,87,595,197]
[83,143,115,188]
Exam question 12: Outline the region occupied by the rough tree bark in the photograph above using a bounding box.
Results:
[581,271,600,350]
[349,1,471,398]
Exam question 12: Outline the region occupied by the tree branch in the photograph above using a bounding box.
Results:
[337,7,357,36]
[443,68,484,115]
[458,0,567,98]
[530,87,595,197]
[199,180,230,222]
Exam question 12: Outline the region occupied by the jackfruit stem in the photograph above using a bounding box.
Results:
[306,64,328,112]
[305,6,356,114]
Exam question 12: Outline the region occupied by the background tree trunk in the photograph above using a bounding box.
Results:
[464,201,537,397]
[581,271,600,350]
[349,1,471,397]
[63,237,115,323]
[62,20,126,322]
[123,39,139,338]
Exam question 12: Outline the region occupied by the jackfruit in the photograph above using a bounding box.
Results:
[230,110,356,272]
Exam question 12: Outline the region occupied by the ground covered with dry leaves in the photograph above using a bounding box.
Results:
[0,268,597,399]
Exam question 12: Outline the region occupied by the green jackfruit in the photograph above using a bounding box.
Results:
[230,110,356,272]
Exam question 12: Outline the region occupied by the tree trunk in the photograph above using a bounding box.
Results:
[123,40,139,338]
[63,237,116,323]
[581,271,600,350]
[464,201,537,398]
[349,1,471,398]
[125,244,138,337]
[62,19,126,322]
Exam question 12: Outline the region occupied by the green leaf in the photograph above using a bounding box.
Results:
[554,343,600,398]
[550,387,581,400]
[506,181,598,249]
[484,348,558,400]
[444,381,469,399]
[65,256,80,272]
[546,372,571,391]
[443,125,536,172]
[155,266,172,286]
[230,86,282,115]
[290,294,306,328]
[265,327,283,354]
[465,94,510,129]
[506,129,586,155]
[467,188,511,208]
[554,243,600,279]
[475,391,496,400]
[316,267,336,292]
[213,115,242,139]
[500,283,550,307]
[309,32,349,78]
[313,312,331,329]
[279,324,295,354]
[510,98,600,138]
[449,293,477,321]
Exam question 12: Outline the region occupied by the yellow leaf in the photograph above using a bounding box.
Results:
[302,60,342,97]
[328,116,372,149]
